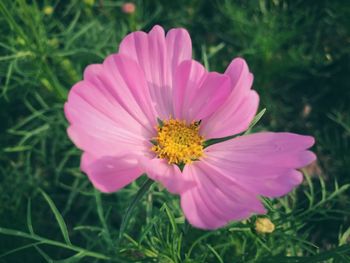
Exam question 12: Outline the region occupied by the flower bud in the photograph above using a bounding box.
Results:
[122,2,136,14]
[43,6,54,16]
[255,218,275,234]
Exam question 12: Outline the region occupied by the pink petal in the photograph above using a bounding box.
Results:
[83,60,155,130]
[65,56,157,192]
[166,27,192,78]
[118,25,192,119]
[81,153,142,193]
[138,157,196,194]
[200,58,259,138]
[64,77,152,158]
[180,163,266,229]
[173,60,231,122]
[180,132,315,229]
[204,132,316,198]
[101,54,157,130]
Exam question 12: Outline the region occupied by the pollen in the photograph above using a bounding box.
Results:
[152,119,205,165]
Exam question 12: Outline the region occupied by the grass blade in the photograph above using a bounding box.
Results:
[0,227,111,261]
[118,177,154,241]
[39,189,72,245]
[26,198,34,235]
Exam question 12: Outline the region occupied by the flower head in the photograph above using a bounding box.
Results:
[43,6,54,16]
[64,25,316,230]
[122,2,136,14]
[152,119,204,164]
[255,218,275,234]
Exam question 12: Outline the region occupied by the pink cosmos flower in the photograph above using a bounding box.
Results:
[64,25,316,229]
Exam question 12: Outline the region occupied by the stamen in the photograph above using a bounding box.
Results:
[152,119,204,164]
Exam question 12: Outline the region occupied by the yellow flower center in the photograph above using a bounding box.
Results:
[152,119,205,165]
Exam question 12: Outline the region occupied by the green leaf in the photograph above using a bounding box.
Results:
[118,177,154,241]
[0,227,112,261]
[339,227,350,246]
[94,190,113,246]
[207,244,224,263]
[203,108,266,148]
[0,241,43,258]
[39,189,72,245]
[26,199,34,235]
[161,203,177,234]
[244,108,266,134]
[157,118,164,128]
[34,246,53,262]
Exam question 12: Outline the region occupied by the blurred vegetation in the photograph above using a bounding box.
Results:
[0,0,349,262]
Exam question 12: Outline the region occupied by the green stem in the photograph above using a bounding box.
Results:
[0,227,111,261]
[118,177,154,241]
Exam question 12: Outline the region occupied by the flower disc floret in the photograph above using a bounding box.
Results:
[152,119,204,164]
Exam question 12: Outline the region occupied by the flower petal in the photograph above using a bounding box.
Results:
[180,163,266,229]
[101,54,157,130]
[138,157,196,194]
[81,153,142,193]
[173,60,231,122]
[180,132,315,229]
[200,58,259,138]
[64,74,152,158]
[165,27,192,78]
[118,25,192,119]
[204,132,316,198]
